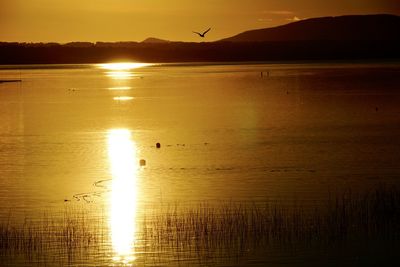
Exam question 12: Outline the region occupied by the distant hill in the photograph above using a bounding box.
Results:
[141,37,170,43]
[1,14,400,64]
[219,14,400,42]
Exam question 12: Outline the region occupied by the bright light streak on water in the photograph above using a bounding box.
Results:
[98,63,151,70]
[108,129,138,264]
[106,71,135,80]
[99,62,152,80]
[113,96,134,101]
[109,86,132,90]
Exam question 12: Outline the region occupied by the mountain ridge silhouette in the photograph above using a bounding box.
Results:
[1,14,399,64]
[219,14,400,42]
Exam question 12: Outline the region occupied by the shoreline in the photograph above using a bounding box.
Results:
[0,59,399,70]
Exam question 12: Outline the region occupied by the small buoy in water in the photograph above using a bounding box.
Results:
[156,142,161,148]
[139,159,146,167]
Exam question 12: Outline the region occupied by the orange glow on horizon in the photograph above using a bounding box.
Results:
[2,1,398,43]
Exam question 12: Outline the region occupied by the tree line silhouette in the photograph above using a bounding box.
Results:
[0,40,399,64]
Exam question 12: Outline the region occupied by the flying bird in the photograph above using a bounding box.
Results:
[193,28,211,38]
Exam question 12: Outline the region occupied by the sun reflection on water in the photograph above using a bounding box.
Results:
[109,86,132,90]
[113,96,134,101]
[106,71,135,80]
[107,129,139,264]
[99,62,151,70]
[98,62,152,80]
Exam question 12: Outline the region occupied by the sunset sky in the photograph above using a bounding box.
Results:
[1,0,399,43]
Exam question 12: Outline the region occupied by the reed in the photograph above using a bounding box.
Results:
[0,186,399,264]
[0,207,108,265]
[143,186,400,251]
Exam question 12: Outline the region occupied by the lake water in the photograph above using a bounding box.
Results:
[0,62,400,266]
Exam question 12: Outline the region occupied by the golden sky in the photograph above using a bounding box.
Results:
[1,0,399,43]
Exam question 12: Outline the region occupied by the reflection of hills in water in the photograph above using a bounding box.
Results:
[1,14,400,63]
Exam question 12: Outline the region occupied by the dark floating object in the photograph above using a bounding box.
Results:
[139,159,146,167]
[376,107,378,112]
[64,199,70,202]
[156,142,161,148]
[0,79,22,83]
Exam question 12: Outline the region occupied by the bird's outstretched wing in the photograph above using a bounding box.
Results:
[193,31,201,36]
[203,28,211,35]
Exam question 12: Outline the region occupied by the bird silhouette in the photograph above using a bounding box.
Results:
[193,28,211,38]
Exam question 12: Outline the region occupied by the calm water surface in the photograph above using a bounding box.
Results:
[0,62,400,266]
